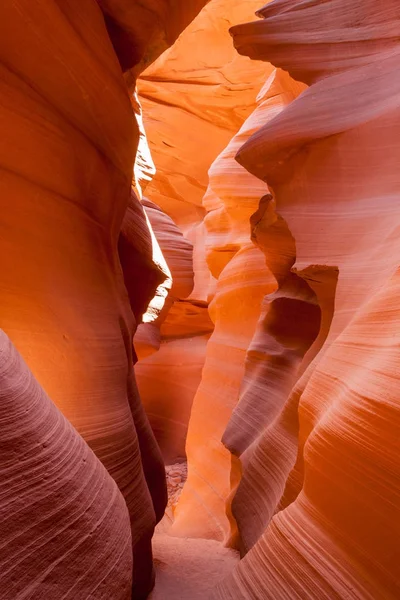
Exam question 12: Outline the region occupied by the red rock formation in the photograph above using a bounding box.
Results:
[99,0,209,73]
[138,0,270,232]
[0,330,133,599]
[2,0,399,597]
[0,1,210,596]
[215,268,400,599]
[211,0,400,596]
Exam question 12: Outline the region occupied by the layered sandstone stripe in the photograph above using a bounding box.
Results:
[214,269,400,600]
[0,330,133,600]
[213,0,400,596]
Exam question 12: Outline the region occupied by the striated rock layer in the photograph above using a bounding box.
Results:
[0,330,133,600]
[213,0,400,597]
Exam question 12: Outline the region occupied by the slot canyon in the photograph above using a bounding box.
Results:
[0,0,399,598]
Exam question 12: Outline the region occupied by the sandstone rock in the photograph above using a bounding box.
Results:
[138,0,270,232]
[98,0,209,73]
[0,2,169,596]
[213,0,400,596]
[172,72,284,543]
[133,0,270,469]
[0,330,133,600]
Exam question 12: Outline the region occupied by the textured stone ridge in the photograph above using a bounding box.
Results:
[0,330,133,599]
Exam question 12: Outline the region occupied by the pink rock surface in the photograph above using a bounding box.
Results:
[0,2,184,596]
[0,330,133,599]
[98,0,209,73]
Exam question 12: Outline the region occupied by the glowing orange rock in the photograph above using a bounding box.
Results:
[171,69,281,544]
[138,0,270,232]
[0,2,169,596]
[134,0,271,469]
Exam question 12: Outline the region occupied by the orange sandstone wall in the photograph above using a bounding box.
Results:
[0,1,208,597]
[213,0,400,597]
[171,71,291,544]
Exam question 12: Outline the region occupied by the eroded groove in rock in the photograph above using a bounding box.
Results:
[0,330,133,599]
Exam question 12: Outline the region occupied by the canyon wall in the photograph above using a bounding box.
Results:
[1,0,399,598]
[210,0,400,597]
[0,1,207,597]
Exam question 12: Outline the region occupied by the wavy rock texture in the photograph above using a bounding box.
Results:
[171,72,287,543]
[212,0,400,597]
[134,0,270,467]
[0,1,184,596]
[0,330,133,600]
[221,69,314,553]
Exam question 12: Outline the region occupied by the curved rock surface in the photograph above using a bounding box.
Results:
[0,330,133,600]
[214,267,400,600]
[99,0,209,74]
[0,1,174,596]
[212,0,400,597]
[2,0,399,598]
[138,0,270,232]
[134,199,199,462]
